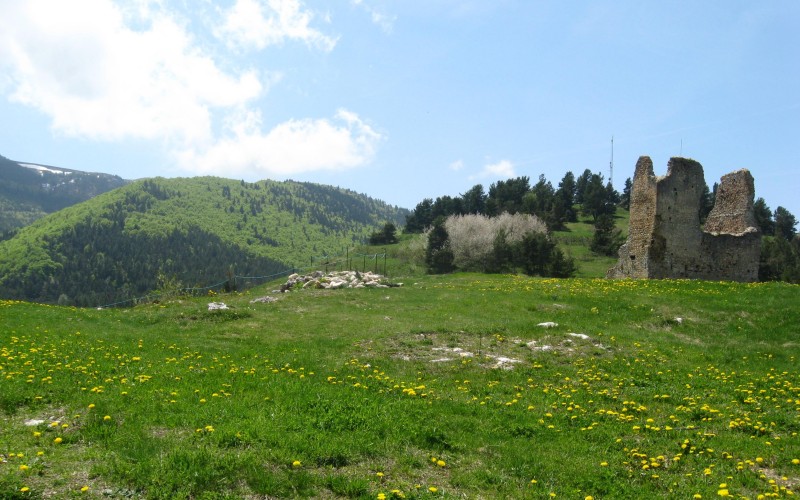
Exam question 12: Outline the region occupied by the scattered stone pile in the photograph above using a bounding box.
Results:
[276,271,401,292]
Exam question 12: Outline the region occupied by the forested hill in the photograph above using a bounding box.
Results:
[0,154,128,234]
[0,177,408,306]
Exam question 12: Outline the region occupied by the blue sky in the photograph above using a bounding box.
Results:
[1,1,798,217]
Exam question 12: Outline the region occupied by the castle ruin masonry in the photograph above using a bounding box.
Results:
[607,156,760,282]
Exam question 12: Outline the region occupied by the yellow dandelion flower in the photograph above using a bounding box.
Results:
[54,437,63,444]
[103,415,112,422]
[292,460,302,468]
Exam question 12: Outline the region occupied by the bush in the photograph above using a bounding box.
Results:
[419,213,574,277]
[443,213,547,270]
[425,218,455,274]
[368,222,398,245]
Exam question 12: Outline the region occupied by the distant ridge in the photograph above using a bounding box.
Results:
[0,154,128,232]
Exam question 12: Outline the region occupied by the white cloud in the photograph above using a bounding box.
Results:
[0,1,263,144]
[449,160,464,171]
[175,108,383,177]
[351,0,396,34]
[0,0,382,178]
[471,160,516,180]
[216,0,338,52]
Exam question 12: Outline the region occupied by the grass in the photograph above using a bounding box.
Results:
[552,209,630,278]
[1,273,799,499]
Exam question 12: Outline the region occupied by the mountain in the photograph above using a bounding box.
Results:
[0,176,408,306]
[0,154,128,234]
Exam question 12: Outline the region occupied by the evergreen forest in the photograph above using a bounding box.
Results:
[0,177,408,306]
[0,154,127,235]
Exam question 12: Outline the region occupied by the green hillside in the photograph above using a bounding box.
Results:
[0,177,408,306]
[0,155,128,234]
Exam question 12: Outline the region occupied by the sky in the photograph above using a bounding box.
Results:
[0,0,798,217]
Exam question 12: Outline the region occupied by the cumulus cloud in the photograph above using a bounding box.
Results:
[470,160,516,180]
[0,1,262,143]
[0,0,380,178]
[176,108,383,177]
[215,0,338,51]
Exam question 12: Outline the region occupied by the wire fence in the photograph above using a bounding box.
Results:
[97,249,388,309]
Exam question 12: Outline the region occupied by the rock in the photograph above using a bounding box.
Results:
[278,270,401,291]
[250,296,278,304]
[208,302,229,311]
[537,322,558,328]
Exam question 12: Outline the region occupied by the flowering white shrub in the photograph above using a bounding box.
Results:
[442,213,547,270]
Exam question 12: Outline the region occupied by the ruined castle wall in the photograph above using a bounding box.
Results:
[607,156,760,282]
[610,156,658,278]
[698,232,761,282]
[703,170,757,235]
[649,158,706,278]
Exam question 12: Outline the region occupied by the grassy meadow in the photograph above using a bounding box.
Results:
[1,273,799,499]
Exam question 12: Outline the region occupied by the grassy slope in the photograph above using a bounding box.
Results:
[1,273,798,499]
[553,209,630,278]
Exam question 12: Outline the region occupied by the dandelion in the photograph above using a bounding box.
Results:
[20,487,30,493]
[81,486,89,493]
[428,487,437,493]
[436,459,446,467]
[54,437,63,444]
[292,460,302,468]
[377,493,386,500]
[103,415,111,422]
[19,464,29,471]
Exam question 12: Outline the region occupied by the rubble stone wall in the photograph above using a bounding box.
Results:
[607,156,760,282]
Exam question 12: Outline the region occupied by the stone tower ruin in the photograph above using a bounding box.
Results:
[607,156,760,282]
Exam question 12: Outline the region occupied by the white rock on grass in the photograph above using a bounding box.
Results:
[567,332,591,340]
[537,322,558,328]
[208,302,229,311]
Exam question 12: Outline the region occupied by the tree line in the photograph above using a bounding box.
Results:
[404,169,619,234]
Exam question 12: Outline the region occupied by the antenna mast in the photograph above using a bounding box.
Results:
[609,136,614,185]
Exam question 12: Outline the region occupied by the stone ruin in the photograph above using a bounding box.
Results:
[607,156,760,282]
